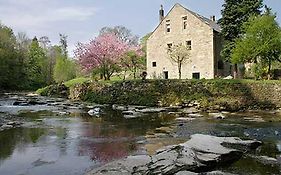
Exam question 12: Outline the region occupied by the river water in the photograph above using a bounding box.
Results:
[0,93,281,175]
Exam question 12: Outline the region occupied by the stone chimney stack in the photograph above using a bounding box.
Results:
[210,15,216,22]
[159,5,164,22]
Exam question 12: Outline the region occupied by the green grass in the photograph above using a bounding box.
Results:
[63,77,91,88]
[36,86,49,95]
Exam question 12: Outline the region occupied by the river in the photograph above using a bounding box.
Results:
[0,93,280,175]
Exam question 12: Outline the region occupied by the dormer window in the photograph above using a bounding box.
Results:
[166,20,171,33]
[182,16,187,30]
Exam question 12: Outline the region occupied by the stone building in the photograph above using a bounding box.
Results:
[147,3,230,79]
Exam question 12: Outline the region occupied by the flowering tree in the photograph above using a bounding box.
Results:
[75,34,129,80]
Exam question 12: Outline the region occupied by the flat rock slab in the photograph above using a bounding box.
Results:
[175,171,236,175]
[87,134,261,175]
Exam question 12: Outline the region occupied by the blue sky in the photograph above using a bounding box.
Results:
[0,0,280,56]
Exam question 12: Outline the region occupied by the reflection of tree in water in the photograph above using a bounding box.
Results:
[78,139,137,163]
[0,128,46,164]
[54,127,68,156]
[78,109,176,163]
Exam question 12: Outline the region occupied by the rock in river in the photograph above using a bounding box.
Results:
[86,134,261,175]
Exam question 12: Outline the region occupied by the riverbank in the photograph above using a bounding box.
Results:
[37,79,281,112]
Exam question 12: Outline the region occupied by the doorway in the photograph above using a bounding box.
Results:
[192,72,200,79]
[163,71,169,79]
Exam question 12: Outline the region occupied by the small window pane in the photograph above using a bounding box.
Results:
[152,62,157,67]
[183,21,187,29]
[166,20,171,33]
[167,43,172,48]
[186,40,192,49]
[182,16,187,30]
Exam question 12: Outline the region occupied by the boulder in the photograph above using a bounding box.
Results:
[87,134,261,175]
[136,107,167,113]
[180,107,200,114]
[209,113,226,119]
[122,111,143,119]
[188,113,203,118]
[88,107,102,116]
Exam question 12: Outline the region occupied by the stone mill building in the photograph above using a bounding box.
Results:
[146,3,230,79]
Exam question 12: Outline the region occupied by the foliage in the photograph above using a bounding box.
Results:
[121,46,145,79]
[0,23,29,89]
[27,37,49,88]
[231,11,281,79]
[64,77,91,88]
[219,0,263,78]
[0,22,77,90]
[53,55,77,83]
[167,43,191,79]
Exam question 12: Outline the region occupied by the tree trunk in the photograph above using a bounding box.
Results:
[133,66,137,79]
[178,62,182,79]
[123,70,127,80]
[268,59,272,80]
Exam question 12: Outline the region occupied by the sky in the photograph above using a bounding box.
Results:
[0,0,280,57]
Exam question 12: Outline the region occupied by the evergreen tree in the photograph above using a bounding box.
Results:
[218,0,263,78]
[27,37,48,88]
[53,35,77,83]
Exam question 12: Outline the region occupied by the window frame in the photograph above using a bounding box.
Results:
[182,16,187,30]
[166,20,171,33]
[186,40,192,50]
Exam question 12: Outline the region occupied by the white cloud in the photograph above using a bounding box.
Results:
[0,1,97,29]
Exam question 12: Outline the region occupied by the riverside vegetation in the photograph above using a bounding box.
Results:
[37,79,281,112]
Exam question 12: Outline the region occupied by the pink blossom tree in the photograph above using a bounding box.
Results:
[75,33,129,80]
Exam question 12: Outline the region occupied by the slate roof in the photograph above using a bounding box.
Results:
[178,3,221,32]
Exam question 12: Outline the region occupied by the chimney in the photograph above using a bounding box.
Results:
[210,15,216,22]
[159,5,164,22]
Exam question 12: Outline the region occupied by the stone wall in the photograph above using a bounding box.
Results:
[67,80,281,111]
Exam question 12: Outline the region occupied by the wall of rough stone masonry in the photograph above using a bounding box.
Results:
[147,4,216,79]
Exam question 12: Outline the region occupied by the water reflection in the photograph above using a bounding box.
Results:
[0,108,176,175]
[0,107,281,174]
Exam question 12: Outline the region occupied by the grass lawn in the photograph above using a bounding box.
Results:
[64,77,91,88]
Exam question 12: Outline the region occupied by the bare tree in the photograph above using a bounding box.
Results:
[167,43,191,79]
[59,33,68,58]
[39,36,51,50]
[99,26,139,46]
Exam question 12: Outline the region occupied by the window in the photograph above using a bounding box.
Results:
[186,40,192,50]
[192,73,200,79]
[152,62,157,67]
[166,20,171,33]
[167,43,172,49]
[182,16,187,30]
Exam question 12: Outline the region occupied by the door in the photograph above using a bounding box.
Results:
[163,71,169,79]
[192,72,200,79]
